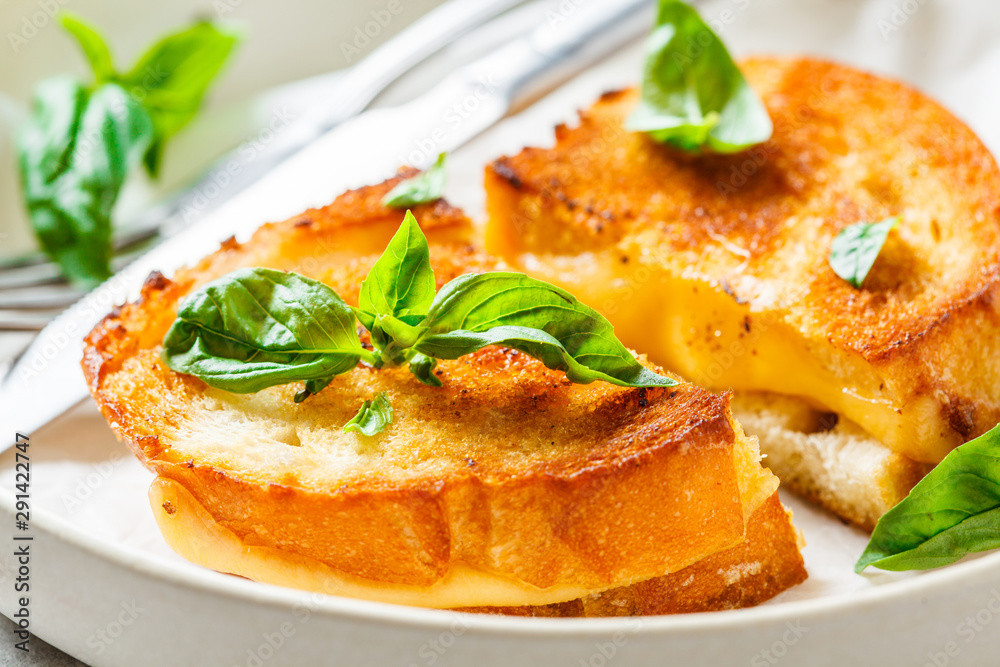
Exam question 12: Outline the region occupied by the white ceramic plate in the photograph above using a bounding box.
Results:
[4,1,1000,665]
[4,421,1000,667]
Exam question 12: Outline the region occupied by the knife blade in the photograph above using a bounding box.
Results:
[0,0,652,440]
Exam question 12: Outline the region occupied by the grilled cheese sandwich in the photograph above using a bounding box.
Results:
[82,173,806,614]
[484,56,1000,528]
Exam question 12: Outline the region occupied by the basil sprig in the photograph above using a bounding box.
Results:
[16,13,239,286]
[356,208,436,364]
[18,78,153,285]
[857,425,1000,572]
[163,210,675,433]
[344,392,393,437]
[626,0,771,153]
[828,217,898,289]
[381,153,447,208]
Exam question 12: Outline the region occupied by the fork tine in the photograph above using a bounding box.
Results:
[0,243,159,328]
[0,310,61,331]
[0,286,87,310]
[0,262,65,289]
[0,217,163,284]
[0,240,155,292]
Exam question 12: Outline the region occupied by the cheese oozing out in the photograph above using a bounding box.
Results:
[488,245,948,464]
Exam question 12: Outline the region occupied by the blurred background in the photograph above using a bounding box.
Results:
[4,0,1000,266]
[0,0,454,260]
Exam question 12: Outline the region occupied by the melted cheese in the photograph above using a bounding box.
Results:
[503,250,952,464]
[150,477,595,608]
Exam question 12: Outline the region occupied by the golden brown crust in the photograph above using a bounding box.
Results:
[82,174,801,607]
[484,56,1000,462]
[462,491,806,616]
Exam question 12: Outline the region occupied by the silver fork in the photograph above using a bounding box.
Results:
[0,0,528,330]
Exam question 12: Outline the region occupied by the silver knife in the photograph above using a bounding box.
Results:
[0,0,652,440]
[114,0,533,244]
[0,0,526,283]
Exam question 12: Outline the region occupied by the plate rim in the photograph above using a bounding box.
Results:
[7,482,1000,637]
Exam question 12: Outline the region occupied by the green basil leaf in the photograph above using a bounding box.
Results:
[625,0,771,153]
[408,352,441,387]
[162,268,366,393]
[58,12,115,83]
[343,392,393,436]
[381,153,447,208]
[857,425,1000,573]
[417,273,676,388]
[829,217,898,289]
[357,209,436,361]
[358,210,436,323]
[118,21,240,175]
[17,78,153,286]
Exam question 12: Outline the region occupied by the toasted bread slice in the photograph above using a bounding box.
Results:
[83,173,805,614]
[459,491,804,616]
[730,393,932,530]
[484,56,1000,527]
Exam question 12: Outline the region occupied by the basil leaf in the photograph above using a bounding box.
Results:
[358,210,436,330]
[162,268,366,393]
[408,352,442,387]
[17,78,153,286]
[382,153,447,208]
[829,217,898,289]
[59,12,115,83]
[417,273,676,388]
[118,21,240,175]
[343,392,393,436]
[857,425,1000,572]
[626,0,771,153]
